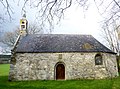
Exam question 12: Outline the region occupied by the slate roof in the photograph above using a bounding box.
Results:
[16,34,115,54]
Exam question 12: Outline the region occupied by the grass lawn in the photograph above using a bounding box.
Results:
[0,64,10,76]
[0,64,120,89]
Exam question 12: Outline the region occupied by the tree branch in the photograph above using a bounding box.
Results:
[113,0,120,8]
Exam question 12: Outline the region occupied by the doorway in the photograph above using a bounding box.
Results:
[56,63,65,80]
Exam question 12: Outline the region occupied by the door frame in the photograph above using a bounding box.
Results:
[54,62,65,80]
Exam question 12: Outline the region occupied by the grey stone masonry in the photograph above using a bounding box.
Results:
[9,52,119,81]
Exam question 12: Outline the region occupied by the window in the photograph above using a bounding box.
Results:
[21,25,25,30]
[22,21,25,24]
[95,54,103,65]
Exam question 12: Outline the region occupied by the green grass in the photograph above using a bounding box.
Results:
[0,64,10,76]
[0,64,120,89]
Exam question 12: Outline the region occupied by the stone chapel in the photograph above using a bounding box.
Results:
[9,15,119,81]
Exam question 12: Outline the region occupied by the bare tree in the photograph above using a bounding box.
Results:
[101,21,119,54]
[0,22,44,53]
[0,0,14,20]
[0,0,120,26]
[1,30,19,47]
[1,0,120,31]
[28,22,44,34]
[91,0,120,54]
[0,0,89,31]
[20,0,89,31]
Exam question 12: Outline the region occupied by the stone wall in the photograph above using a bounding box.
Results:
[9,52,119,81]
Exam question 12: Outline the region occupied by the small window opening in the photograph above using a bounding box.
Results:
[22,21,25,24]
[21,25,25,30]
[95,54,103,65]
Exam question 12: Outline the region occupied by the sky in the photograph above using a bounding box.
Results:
[54,4,102,37]
[1,1,103,39]
[0,1,105,53]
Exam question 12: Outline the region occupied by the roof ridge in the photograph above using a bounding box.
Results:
[27,34,92,36]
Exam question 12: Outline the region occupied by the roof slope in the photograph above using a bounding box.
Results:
[16,34,115,54]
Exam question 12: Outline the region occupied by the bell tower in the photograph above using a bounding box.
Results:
[20,14,28,36]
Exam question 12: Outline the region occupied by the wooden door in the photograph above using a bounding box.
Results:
[56,64,65,80]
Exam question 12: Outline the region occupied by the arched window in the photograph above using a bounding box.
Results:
[95,54,103,65]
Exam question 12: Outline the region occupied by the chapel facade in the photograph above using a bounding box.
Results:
[9,15,119,81]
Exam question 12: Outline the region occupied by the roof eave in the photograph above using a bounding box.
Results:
[16,51,116,54]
